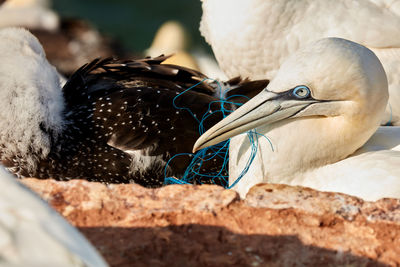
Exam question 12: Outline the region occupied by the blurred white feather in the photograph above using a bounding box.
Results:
[0,166,108,266]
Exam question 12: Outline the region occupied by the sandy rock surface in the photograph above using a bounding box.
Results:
[21,179,400,267]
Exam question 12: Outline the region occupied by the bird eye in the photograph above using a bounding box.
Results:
[293,85,310,99]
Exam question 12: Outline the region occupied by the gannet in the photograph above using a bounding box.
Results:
[31,18,129,77]
[193,38,400,201]
[0,166,107,266]
[0,0,59,31]
[145,21,199,70]
[146,20,227,80]
[200,0,400,125]
[0,0,126,77]
[0,28,267,186]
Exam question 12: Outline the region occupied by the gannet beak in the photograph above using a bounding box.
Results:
[193,90,317,152]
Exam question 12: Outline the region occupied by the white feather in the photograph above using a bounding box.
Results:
[200,0,400,124]
[0,166,108,266]
[195,38,400,201]
[0,28,65,171]
[0,0,59,31]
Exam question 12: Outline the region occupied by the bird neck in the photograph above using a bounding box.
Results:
[230,115,378,186]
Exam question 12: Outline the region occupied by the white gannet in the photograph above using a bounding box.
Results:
[146,20,227,80]
[0,0,59,31]
[193,38,400,201]
[0,166,107,266]
[145,20,199,70]
[200,0,400,125]
[0,0,125,77]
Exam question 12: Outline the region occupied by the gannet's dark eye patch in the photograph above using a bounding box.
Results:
[292,85,310,99]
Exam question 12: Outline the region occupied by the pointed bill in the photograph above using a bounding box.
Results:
[193,90,317,152]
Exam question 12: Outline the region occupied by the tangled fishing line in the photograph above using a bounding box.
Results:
[163,78,273,189]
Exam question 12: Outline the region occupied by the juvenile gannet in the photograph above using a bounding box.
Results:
[200,0,400,125]
[0,28,267,186]
[194,38,400,201]
[0,166,107,266]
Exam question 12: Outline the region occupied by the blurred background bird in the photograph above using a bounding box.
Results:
[0,0,58,31]
[0,0,224,78]
[145,20,226,79]
[0,0,129,76]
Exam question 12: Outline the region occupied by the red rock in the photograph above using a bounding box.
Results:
[21,178,400,267]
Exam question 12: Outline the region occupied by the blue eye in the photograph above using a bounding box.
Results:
[293,85,310,99]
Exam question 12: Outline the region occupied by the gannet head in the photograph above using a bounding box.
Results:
[193,38,388,153]
[0,27,65,170]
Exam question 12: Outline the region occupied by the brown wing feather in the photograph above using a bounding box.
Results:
[62,56,269,182]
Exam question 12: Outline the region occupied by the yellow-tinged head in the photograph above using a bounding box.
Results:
[193,38,388,158]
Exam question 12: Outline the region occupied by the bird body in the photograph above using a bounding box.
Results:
[145,21,199,70]
[200,0,400,124]
[194,38,400,201]
[0,0,59,31]
[146,20,227,80]
[0,28,267,186]
[0,166,107,266]
[227,124,400,201]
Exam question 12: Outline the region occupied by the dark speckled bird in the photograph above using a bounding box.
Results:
[0,27,268,187]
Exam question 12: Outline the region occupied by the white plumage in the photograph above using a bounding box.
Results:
[194,38,400,201]
[200,0,400,124]
[0,167,107,266]
[0,0,59,31]
[0,28,65,173]
[145,20,227,80]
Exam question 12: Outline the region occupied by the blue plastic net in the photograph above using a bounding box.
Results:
[163,78,271,189]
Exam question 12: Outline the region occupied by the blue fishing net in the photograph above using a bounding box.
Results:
[164,79,268,189]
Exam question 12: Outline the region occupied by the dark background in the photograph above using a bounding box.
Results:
[53,0,209,54]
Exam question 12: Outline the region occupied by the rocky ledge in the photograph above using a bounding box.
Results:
[21,179,400,267]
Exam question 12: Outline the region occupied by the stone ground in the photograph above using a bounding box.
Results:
[22,179,400,267]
